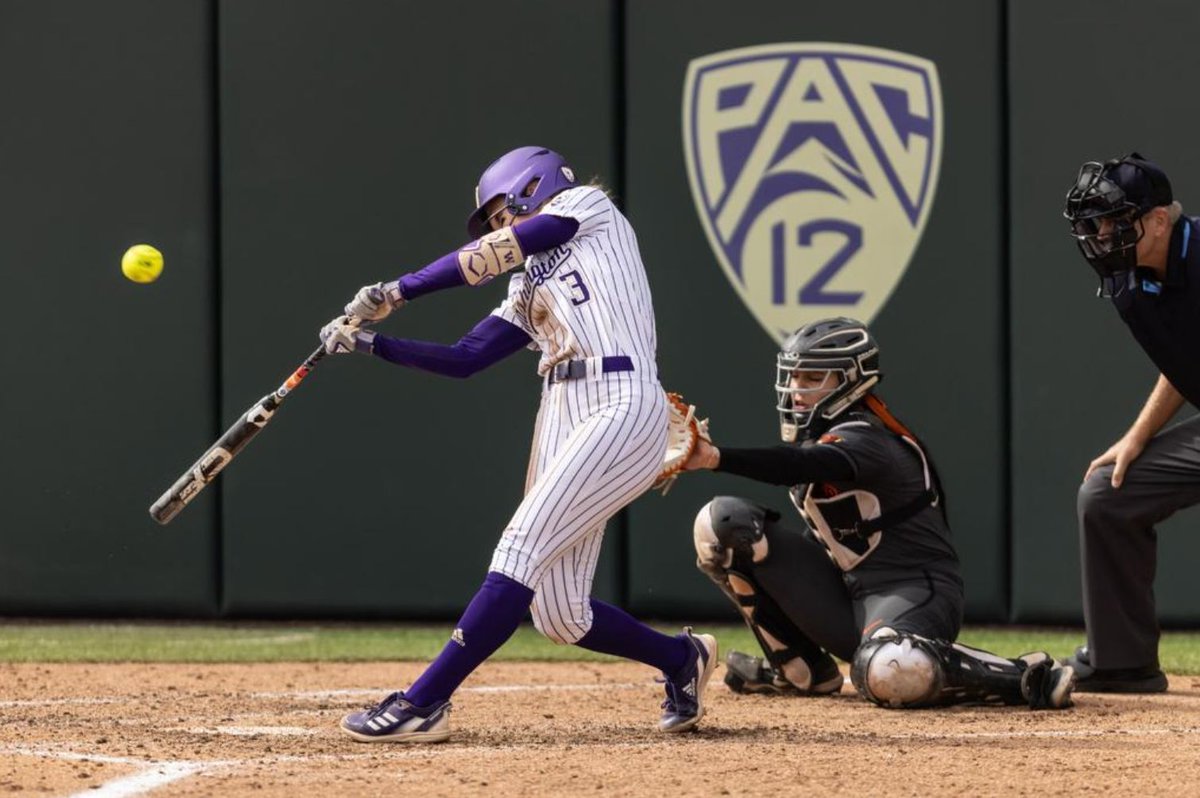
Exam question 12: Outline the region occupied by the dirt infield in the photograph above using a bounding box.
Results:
[2,660,1199,797]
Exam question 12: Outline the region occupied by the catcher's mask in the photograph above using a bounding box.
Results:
[776,317,881,442]
[466,146,578,239]
[1064,152,1173,296]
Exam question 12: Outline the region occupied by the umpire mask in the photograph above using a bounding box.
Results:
[1064,153,1173,296]
[776,318,881,442]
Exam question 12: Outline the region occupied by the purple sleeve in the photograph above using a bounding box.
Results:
[511,214,579,253]
[397,249,462,300]
[395,214,580,301]
[370,315,531,378]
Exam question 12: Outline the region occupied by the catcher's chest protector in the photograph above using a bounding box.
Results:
[789,421,937,571]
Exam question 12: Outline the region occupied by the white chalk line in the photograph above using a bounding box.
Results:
[182,725,321,737]
[0,696,122,707]
[885,725,1200,741]
[0,747,154,766]
[251,681,651,700]
[0,681,653,710]
[0,746,234,798]
[66,762,211,798]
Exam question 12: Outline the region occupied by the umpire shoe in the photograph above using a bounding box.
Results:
[723,650,843,696]
[340,691,452,743]
[659,628,718,733]
[1062,645,1168,694]
[1018,652,1076,710]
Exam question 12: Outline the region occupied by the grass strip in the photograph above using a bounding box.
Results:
[1,621,1198,674]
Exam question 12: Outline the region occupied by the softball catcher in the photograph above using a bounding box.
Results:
[681,318,1075,710]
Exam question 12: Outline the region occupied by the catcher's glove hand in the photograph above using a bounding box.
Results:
[652,392,711,496]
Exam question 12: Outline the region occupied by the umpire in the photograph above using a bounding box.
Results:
[1063,152,1200,693]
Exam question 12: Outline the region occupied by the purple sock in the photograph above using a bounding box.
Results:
[405,571,534,706]
[576,599,690,676]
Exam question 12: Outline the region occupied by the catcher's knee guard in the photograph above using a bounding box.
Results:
[851,631,1055,709]
[692,497,771,578]
[693,498,839,694]
[851,630,943,707]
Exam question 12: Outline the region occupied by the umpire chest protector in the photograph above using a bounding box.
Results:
[1111,216,1200,408]
[788,414,939,572]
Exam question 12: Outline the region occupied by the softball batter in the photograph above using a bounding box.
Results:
[319,146,716,742]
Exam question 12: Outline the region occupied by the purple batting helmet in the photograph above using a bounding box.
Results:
[466,146,578,239]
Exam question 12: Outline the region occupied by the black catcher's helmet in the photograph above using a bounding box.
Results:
[776,317,881,442]
[1064,152,1173,295]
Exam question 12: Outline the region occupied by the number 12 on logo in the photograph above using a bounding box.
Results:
[772,219,864,307]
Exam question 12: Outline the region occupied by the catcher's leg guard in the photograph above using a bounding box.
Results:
[693,499,841,695]
[693,497,771,575]
[850,631,943,707]
[851,631,1067,709]
[724,572,842,694]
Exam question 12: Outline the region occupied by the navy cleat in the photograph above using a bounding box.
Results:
[340,691,452,743]
[659,628,717,733]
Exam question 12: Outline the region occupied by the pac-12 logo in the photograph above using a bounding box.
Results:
[683,43,943,343]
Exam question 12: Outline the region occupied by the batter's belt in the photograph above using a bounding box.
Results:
[544,355,655,385]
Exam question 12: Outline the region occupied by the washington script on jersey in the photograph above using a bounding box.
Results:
[682,43,943,344]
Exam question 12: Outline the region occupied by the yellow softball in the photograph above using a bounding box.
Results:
[121,244,164,284]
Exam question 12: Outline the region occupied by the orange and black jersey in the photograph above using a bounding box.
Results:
[714,398,961,588]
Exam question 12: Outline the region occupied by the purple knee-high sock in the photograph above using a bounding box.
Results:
[405,571,534,707]
[576,599,690,676]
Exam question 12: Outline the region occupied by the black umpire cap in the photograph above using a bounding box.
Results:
[1106,153,1173,213]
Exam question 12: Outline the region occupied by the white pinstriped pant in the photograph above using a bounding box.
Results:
[489,368,667,644]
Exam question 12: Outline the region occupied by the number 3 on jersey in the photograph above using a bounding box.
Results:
[558,270,591,306]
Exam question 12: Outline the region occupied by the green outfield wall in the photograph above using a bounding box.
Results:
[3,0,1199,626]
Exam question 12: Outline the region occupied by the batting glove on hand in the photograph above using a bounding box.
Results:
[319,316,376,355]
[345,280,405,323]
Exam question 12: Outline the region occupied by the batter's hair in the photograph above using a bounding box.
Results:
[1168,201,1184,223]
[587,177,619,203]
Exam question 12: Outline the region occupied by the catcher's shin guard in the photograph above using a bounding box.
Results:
[852,632,1058,709]
[693,498,840,694]
[723,572,842,694]
[724,649,843,696]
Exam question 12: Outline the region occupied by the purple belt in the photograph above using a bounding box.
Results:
[546,356,634,384]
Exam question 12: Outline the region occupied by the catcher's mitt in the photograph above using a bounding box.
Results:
[652,392,711,495]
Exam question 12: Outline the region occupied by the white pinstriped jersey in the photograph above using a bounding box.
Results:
[490,186,657,376]
[482,185,668,642]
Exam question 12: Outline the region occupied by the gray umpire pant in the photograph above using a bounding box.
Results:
[1077,414,1200,669]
